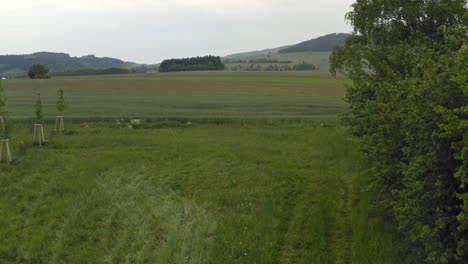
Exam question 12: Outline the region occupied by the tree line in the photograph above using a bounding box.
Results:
[27,64,131,78]
[228,63,316,72]
[223,58,292,64]
[51,68,130,77]
[331,1,466,263]
[159,56,225,72]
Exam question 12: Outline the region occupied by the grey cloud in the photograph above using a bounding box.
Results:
[1,0,353,63]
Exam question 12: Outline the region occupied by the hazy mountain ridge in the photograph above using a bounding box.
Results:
[223,33,350,59]
[0,33,351,77]
[0,52,138,77]
[221,33,351,72]
[278,33,351,53]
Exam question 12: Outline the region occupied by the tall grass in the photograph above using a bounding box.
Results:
[0,124,411,263]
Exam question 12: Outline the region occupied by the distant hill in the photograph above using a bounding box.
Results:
[0,52,137,77]
[278,33,350,53]
[222,33,351,72]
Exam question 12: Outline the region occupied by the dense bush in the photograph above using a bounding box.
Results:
[159,56,225,72]
[28,64,50,79]
[331,1,467,263]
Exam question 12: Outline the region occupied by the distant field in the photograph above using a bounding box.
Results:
[224,52,333,72]
[3,72,348,123]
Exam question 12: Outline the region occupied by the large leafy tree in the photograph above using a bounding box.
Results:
[331,1,467,263]
[28,63,49,79]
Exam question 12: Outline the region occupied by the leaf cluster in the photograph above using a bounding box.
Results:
[331,0,467,263]
[56,88,66,114]
[28,63,50,79]
[34,93,43,124]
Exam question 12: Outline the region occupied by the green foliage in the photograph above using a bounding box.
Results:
[331,1,467,263]
[435,46,468,260]
[56,88,66,114]
[34,93,43,124]
[28,64,49,79]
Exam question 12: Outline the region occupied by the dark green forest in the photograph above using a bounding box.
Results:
[51,67,130,77]
[331,0,467,263]
[159,56,225,72]
[279,33,350,53]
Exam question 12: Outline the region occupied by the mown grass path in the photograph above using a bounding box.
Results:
[0,125,410,263]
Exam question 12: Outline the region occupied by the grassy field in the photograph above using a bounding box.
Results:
[0,72,413,263]
[0,124,412,264]
[2,72,347,123]
[225,52,333,72]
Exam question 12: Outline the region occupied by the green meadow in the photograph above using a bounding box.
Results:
[225,51,335,72]
[2,72,347,122]
[0,72,413,263]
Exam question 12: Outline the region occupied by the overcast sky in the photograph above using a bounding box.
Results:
[1,0,354,64]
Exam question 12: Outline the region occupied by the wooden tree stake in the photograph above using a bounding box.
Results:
[0,117,4,131]
[55,116,64,133]
[0,139,12,164]
[33,124,46,146]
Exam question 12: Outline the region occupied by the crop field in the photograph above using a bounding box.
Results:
[225,52,334,72]
[0,72,412,263]
[2,72,348,123]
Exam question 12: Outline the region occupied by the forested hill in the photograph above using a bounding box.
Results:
[0,52,137,77]
[278,33,350,53]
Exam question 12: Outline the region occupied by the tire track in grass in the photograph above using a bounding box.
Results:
[274,176,304,263]
[331,173,353,264]
[275,161,354,263]
[93,166,216,263]
[44,163,217,263]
